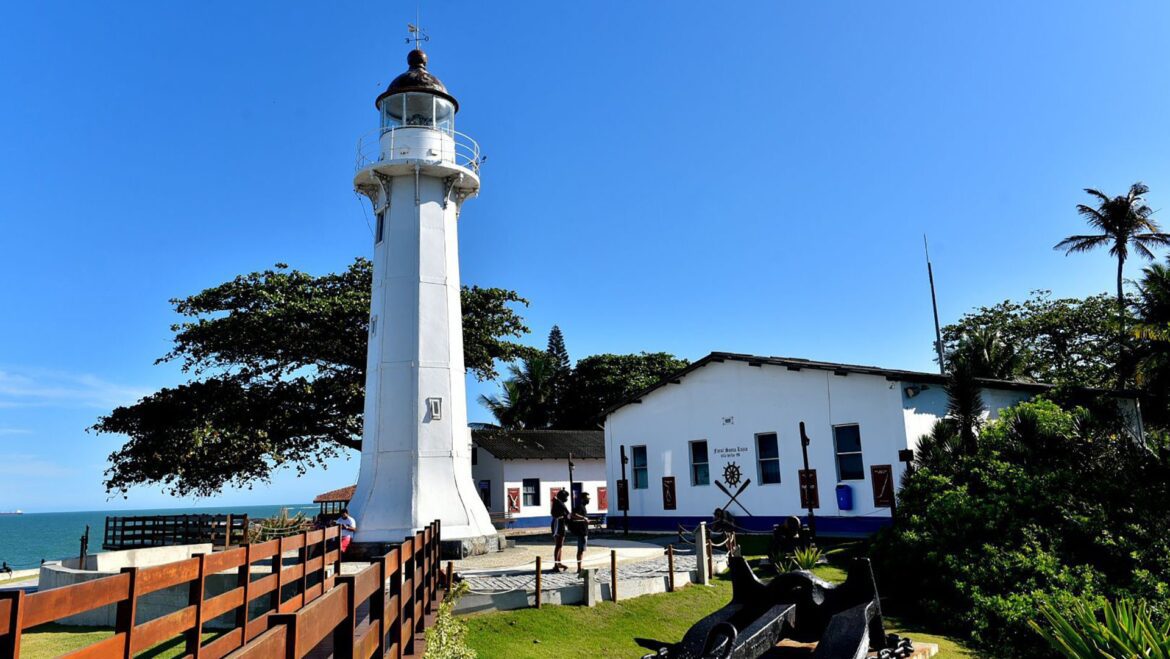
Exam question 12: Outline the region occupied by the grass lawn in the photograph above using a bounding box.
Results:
[19,625,219,659]
[465,536,977,658]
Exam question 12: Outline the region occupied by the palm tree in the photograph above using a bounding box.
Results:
[1134,259,1170,342]
[477,352,558,428]
[955,327,1022,380]
[1055,183,1170,387]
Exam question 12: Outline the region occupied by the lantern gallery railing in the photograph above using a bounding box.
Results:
[355,126,482,174]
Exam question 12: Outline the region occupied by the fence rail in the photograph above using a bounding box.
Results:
[103,514,251,551]
[228,521,444,658]
[0,521,447,659]
[0,525,341,658]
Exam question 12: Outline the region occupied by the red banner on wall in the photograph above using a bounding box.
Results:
[616,479,629,511]
[597,486,608,511]
[871,465,894,508]
[798,469,820,509]
[662,476,677,510]
[507,487,521,513]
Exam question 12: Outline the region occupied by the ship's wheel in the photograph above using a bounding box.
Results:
[723,462,743,488]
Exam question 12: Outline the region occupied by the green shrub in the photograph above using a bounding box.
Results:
[247,507,312,542]
[871,399,1170,657]
[789,546,824,571]
[424,581,476,659]
[1030,597,1170,658]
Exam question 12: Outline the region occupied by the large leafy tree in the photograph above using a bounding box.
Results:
[1055,183,1170,387]
[942,291,1127,390]
[556,352,690,429]
[93,258,531,497]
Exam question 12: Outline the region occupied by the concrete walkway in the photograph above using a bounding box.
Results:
[454,541,728,613]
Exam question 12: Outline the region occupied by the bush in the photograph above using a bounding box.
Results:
[789,546,824,571]
[247,507,312,542]
[424,581,476,659]
[1030,597,1170,658]
[872,400,1170,657]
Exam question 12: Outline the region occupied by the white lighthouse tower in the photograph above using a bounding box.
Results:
[349,45,497,555]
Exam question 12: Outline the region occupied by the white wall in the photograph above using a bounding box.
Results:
[471,447,505,514]
[605,360,1055,533]
[606,361,911,530]
[900,384,1032,452]
[471,454,608,524]
[501,458,608,519]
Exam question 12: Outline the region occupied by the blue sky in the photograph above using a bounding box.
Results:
[2,2,1169,512]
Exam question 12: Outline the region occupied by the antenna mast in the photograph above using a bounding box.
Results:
[925,235,945,374]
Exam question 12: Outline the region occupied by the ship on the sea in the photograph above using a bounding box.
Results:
[0,510,23,516]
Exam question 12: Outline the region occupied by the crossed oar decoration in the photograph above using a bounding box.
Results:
[715,478,752,516]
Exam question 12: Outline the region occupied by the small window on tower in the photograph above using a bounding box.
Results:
[375,211,385,243]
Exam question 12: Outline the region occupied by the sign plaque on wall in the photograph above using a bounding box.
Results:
[870,464,894,508]
[597,486,608,511]
[661,476,677,510]
[507,487,521,513]
[616,479,629,512]
[798,469,820,509]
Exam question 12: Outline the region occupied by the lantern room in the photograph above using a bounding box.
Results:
[369,49,466,167]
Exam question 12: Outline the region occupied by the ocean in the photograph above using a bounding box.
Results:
[0,503,318,570]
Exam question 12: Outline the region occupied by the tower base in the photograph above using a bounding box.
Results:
[347,533,500,562]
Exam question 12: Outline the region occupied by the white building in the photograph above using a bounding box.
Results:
[604,352,1141,535]
[471,429,608,530]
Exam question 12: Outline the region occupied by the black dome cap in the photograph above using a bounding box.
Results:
[374,49,459,112]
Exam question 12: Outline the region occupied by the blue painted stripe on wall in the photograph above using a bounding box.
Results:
[617,515,891,536]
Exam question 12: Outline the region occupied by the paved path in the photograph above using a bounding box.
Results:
[461,549,719,594]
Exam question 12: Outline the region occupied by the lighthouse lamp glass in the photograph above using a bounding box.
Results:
[380,93,455,136]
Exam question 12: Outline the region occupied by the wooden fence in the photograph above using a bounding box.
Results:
[230,521,445,658]
[0,525,341,658]
[0,521,447,659]
[103,514,251,551]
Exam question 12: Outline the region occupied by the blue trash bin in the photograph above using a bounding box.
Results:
[835,483,854,511]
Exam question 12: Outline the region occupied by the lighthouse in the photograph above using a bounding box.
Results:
[349,45,497,556]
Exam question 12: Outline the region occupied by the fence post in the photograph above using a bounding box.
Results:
[534,556,542,608]
[414,531,426,636]
[237,543,253,645]
[223,515,233,551]
[371,557,386,659]
[267,611,299,657]
[666,545,675,593]
[116,566,139,658]
[696,523,709,586]
[275,536,286,612]
[389,548,404,659]
[423,525,433,615]
[707,536,715,577]
[186,553,207,657]
[445,561,453,594]
[611,549,618,602]
[402,536,416,656]
[333,575,357,658]
[299,530,309,603]
[0,590,25,659]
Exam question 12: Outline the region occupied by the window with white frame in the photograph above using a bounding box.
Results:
[375,210,385,243]
[756,432,781,484]
[522,478,540,507]
[632,446,648,489]
[690,440,710,486]
[833,424,865,481]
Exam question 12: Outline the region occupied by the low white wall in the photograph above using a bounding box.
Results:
[38,545,298,629]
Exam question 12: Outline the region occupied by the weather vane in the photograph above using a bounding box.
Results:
[406,22,429,49]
